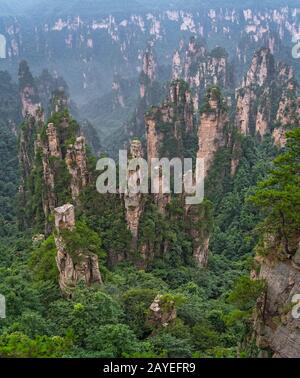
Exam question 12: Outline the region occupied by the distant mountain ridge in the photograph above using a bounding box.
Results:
[1,1,300,17]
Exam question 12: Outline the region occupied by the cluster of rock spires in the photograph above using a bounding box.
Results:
[235,47,300,144]
[172,37,232,110]
[19,80,102,294]
[17,42,300,355]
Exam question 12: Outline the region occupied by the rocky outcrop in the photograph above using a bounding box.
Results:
[18,60,41,118]
[235,48,275,138]
[273,75,300,147]
[19,107,89,233]
[197,86,229,177]
[145,80,195,214]
[145,79,195,160]
[254,256,300,358]
[147,295,177,329]
[40,118,89,228]
[140,47,157,99]
[243,48,275,88]
[19,114,44,180]
[21,86,41,118]
[122,46,161,141]
[186,203,212,268]
[172,37,231,110]
[124,139,144,248]
[54,204,102,296]
[235,48,299,141]
[65,136,89,202]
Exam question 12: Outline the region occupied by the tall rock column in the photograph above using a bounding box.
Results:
[273,76,300,148]
[185,202,212,268]
[197,86,229,177]
[18,60,41,118]
[39,122,62,228]
[65,136,89,202]
[139,47,157,100]
[54,204,102,296]
[124,140,145,248]
[235,48,275,138]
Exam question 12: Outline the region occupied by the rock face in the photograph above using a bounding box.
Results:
[172,37,231,110]
[54,204,102,296]
[124,47,161,140]
[140,47,157,99]
[145,79,195,160]
[145,80,195,214]
[235,48,300,141]
[21,86,41,118]
[235,48,275,137]
[19,108,89,233]
[65,136,89,202]
[18,60,41,118]
[273,75,300,147]
[254,257,300,358]
[147,295,177,329]
[197,86,229,177]
[40,121,89,229]
[124,140,144,248]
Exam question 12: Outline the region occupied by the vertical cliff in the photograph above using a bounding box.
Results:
[18,60,41,118]
[235,48,275,138]
[197,86,229,177]
[124,139,145,249]
[140,47,157,100]
[125,47,161,139]
[54,204,102,296]
[254,255,300,358]
[235,48,299,141]
[65,136,89,202]
[172,37,231,110]
[144,79,196,215]
[19,109,90,233]
[185,201,213,268]
[274,70,300,147]
[145,79,196,160]
[143,79,213,267]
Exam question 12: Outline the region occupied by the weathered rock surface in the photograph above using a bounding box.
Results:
[172,37,231,110]
[54,204,102,295]
[254,258,300,358]
[65,136,89,202]
[197,87,228,177]
[148,295,177,329]
[124,139,144,247]
[235,48,300,141]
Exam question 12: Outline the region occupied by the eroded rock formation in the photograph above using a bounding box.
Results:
[197,86,229,177]
[172,37,231,110]
[147,295,177,329]
[140,47,157,99]
[235,48,300,141]
[54,203,102,296]
[124,139,144,248]
[145,80,195,214]
[65,136,89,202]
[254,255,300,358]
